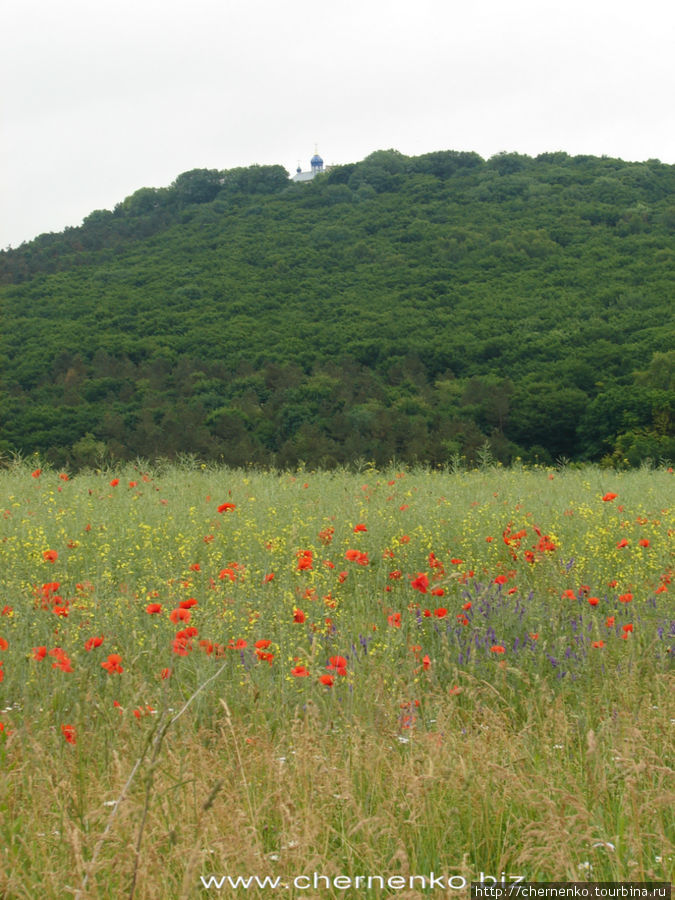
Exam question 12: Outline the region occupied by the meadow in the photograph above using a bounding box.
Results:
[0,460,673,898]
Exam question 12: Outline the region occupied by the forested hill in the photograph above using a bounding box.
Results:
[1,149,674,469]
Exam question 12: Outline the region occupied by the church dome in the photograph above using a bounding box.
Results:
[311,153,324,169]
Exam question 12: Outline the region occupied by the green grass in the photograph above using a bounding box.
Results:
[0,461,673,898]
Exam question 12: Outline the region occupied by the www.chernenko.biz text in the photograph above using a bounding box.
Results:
[199,872,513,891]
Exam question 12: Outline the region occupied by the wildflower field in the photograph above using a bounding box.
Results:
[0,461,673,898]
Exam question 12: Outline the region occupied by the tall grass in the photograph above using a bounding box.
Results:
[0,462,672,897]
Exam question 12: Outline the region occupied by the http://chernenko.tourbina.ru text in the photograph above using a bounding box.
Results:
[471,885,671,899]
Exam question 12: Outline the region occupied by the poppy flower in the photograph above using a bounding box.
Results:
[410,573,429,593]
[353,523,367,532]
[32,468,42,478]
[490,645,506,654]
[146,603,162,614]
[602,493,618,502]
[179,597,198,609]
[591,641,605,649]
[293,609,306,624]
[587,596,599,607]
[84,635,104,651]
[263,573,275,583]
[431,587,445,597]
[61,725,76,745]
[291,665,310,677]
[638,539,650,548]
[160,668,171,680]
[297,550,313,571]
[109,478,119,487]
[43,550,58,563]
[217,502,236,513]
[619,592,633,604]
[562,589,576,599]
[605,616,615,627]
[622,623,633,633]
[319,674,334,686]
[328,655,347,670]
[433,607,448,618]
[101,654,123,674]
[387,612,402,628]
[0,637,7,652]
[494,575,508,585]
[170,608,191,624]
[33,646,47,660]
[616,538,629,548]
[422,655,431,670]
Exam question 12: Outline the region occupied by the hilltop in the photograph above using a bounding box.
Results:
[1,148,674,468]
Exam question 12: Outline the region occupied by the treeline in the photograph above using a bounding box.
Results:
[1,149,674,468]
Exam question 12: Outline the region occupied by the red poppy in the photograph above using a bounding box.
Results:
[160,668,171,680]
[263,573,275,583]
[297,550,313,571]
[638,539,650,548]
[616,538,629,548]
[592,641,604,649]
[61,725,76,745]
[353,523,367,532]
[411,573,429,593]
[179,597,198,609]
[170,608,191,624]
[84,635,104,651]
[101,654,123,674]
[328,655,347,670]
[588,596,599,607]
[490,645,506,654]
[387,612,402,628]
[422,655,431,670]
[605,616,615,627]
[217,502,236,513]
[32,468,42,478]
[494,575,508,585]
[0,637,7,652]
[33,646,47,660]
[318,527,334,545]
[562,589,576,599]
[602,493,618,501]
[622,623,633,633]
[433,607,448,618]
[619,592,633,604]
[431,587,445,597]
[319,674,334,686]
[291,665,310,677]
[344,549,369,565]
[146,603,162,614]
[43,550,58,563]
[293,609,306,624]
[109,478,119,487]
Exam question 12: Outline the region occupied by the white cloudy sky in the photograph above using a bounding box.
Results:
[2,0,674,249]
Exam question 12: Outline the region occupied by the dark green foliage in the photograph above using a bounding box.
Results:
[1,152,673,468]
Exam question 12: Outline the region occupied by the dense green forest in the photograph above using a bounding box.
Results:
[1,148,674,469]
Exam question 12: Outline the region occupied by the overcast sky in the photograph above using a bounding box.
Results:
[2,0,674,249]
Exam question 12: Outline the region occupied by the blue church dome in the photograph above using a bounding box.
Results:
[311,153,324,169]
